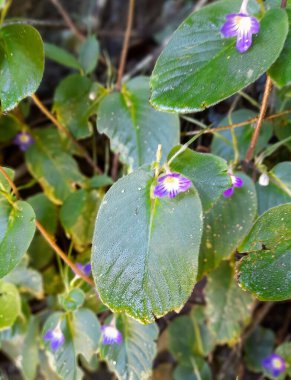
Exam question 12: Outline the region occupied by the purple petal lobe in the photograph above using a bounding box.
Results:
[231,176,244,188]
[101,325,122,345]
[236,29,252,53]
[223,187,234,198]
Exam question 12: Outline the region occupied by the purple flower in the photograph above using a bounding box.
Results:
[154,172,192,199]
[101,325,122,345]
[75,262,91,277]
[262,353,286,377]
[13,132,34,152]
[44,325,65,351]
[223,175,244,198]
[221,12,260,53]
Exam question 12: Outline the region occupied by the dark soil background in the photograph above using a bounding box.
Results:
[0,0,290,379]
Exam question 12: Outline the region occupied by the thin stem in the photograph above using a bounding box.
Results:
[116,0,135,90]
[245,76,273,163]
[168,130,205,165]
[49,0,85,41]
[0,165,95,287]
[183,110,291,136]
[281,0,287,8]
[31,94,102,174]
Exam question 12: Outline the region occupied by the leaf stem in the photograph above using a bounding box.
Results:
[245,76,273,163]
[49,0,85,41]
[167,130,205,165]
[116,0,135,90]
[0,165,95,287]
[31,94,102,174]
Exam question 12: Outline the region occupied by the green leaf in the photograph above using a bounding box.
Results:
[43,308,101,380]
[100,314,158,380]
[211,109,272,161]
[0,281,21,330]
[92,166,203,323]
[25,129,84,204]
[256,162,291,215]
[169,147,229,211]
[269,9,291,88]
[244,327,275,373]
[198,173,257,278]
[45,42,81,70]
[97,76,179,169]
[53,74,95,139]
[60,189,102,251]
[0,115,21,142]
[86,174,113,189]
[0,24,44,111]
[238,204,291,301]
[0,166,14,192]
[168,306,215,365]
[274,119,291,152]
[150,2,288,113]
[4,260,43,299]
[0,200,36,278]
[205,261,253,345]
[173,358,213,380]
[59,289,85,312]
[79,36,100,74]
[276,342,291,377]
[21,317,39,380]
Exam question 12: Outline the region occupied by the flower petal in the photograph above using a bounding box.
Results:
[154,183,168,198]
[221,18,239,38]
[223,187,234,198]
[236,29,252,53]
[231,176,244,188]
[250,16,260,34]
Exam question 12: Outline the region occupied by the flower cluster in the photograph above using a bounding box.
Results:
[154,172,192,199]
[223,175,244,198]
[262,353,286,377]
[13,132,34,151]
[44,325,65,351]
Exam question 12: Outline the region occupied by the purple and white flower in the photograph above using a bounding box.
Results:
[75,262,92,277]
[154,172,192,199]
[13,132,34,152]
[261,353,286,377]
[101,325,122,345]
[221,0,260,53]
[43,325,65,351]
[223,175,244,198]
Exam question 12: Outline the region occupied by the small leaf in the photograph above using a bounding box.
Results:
[45,42,81,70]
[100,314,158,380]
[0,281,21,330]
[276,342,291,377]
[60,189,102,251]
[0,24,44,111]
[205,261,253,345]
[59,289,85,312]
[198,174,257,278]
[97,76,179,169]
[0,166,15,192]
[269,9,291,88]
[43,308,101,380]
[150,1,288,113]
[244,327,275,373]
[86,174,113,189]
[25,128,84,204]
[211,109,272,161]
[0,200,36,278]
[169,147,229,211]
[173,359,213,380]
[92,166,203,323]
[53,74,95,139]
[79,36,100,74]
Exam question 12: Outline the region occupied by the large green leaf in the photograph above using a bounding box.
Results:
[92,166,203,323]
[150,1,288,112]
[169,148,229,211]
[60,189,102,252]
[198,174,257,278]
[0,24,44,111]
[269,9,291,88]
[43,308,101,380]
[25,129,84,204]
[100,314,158,380]
[53,74,94,139]
[256,162,291,215]
[211,109,272,161]
[97,76,179,169]
[0,200,36,278]
[238,204,291,300]
[205,261,253,345]
[0,281,21,330]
